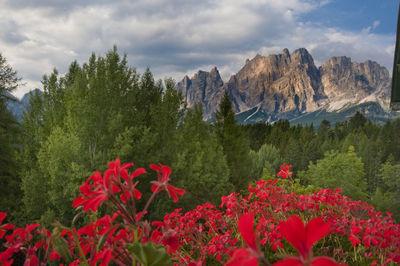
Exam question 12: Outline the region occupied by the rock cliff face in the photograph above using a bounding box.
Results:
[320,57,391,110]
[177,67,224,119]
[225,48,324,118]
[176,48,391,121]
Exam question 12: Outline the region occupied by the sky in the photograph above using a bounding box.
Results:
[0,0,399,98]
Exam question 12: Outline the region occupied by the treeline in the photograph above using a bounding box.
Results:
[1,47,400,228]
[243,114,400,220]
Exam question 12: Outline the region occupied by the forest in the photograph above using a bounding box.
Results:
[1,47,400,265]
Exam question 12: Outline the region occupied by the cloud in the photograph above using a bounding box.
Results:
[290,25,395,72]
[373,20,381,30]
[0,0,395,98]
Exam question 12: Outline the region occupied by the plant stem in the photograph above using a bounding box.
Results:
[138,186,160,222]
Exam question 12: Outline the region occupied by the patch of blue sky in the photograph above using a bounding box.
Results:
[299,0,398,35]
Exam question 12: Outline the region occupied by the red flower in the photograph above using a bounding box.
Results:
[226,248,258,266]
[92,248,112,266]
[0,213,14,239]
[274,257,343,266]
[227,212,261,266]
[238,212,257,251]
[277,164,292,179]
[104,159,145,203]
[73,159,145,211]
[279,215,330,260]
[73,171,109,212]
[150,164,185,202]
[49,250,61,261]
[275,215,345,266]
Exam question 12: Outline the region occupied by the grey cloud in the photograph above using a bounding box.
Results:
[3,0,111,15]
[0,20,27,44]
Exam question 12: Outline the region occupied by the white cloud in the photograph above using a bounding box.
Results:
[373,20,381,30]
[0,0,395,98]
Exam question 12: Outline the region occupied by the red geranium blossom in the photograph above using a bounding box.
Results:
[150,163,185,202]
[73,158,145,212]
[226,212,261,266]
[277,164,292,179]
[275,215,345,266]
[72,171,109,212]
[0,213,14,239]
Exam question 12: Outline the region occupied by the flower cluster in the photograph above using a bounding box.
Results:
[1,162,400,265]
[152,178,400,265]
[0,159,185,265]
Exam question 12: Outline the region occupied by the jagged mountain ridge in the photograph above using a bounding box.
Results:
[177,48,392,123]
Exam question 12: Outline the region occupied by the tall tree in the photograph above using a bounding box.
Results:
[214,91,252,190]
[152,104,233,218]
[0,53,21,221]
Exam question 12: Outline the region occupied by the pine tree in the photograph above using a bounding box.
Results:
[151,104,233,218]
[214,91,252,190]
[0,53,22,221]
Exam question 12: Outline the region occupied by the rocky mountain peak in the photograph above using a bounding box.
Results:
[320,56,391,110]
[291,48,314,65]
[282,48,290,58]
[177,67,224,119]
[177,48,391,122]
[224,48,323,116]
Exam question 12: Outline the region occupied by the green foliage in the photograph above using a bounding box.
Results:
[243,113,400,220]
[37,127,88,225]
[372,159,400,221]
[152,104,233,218]
[19,46,187,223]
[126,242,172,266]
[215,91,252,190]
[175,105,233,205]
[20,47,144,223]
[299,146,367,201]
[249,143,281,179]
[0,53,22,223]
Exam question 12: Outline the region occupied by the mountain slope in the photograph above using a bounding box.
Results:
[177,48,395,125]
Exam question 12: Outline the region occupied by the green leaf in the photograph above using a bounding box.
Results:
[51,233,74,263]
[126,242,173,266]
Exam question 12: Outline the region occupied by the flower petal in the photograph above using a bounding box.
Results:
[279,215,307,258]
[166,184,185,203]
[238,212,257,250]
[305,217,331,250]
[226,248,258,266]
[131,168,146,179]
[273,258,302,266]
[150,164,162,172]
[312,257,345,266]
[0,213,7,223]
[133,188,142,199]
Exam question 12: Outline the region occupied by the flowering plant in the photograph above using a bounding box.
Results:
[0,161,399,265]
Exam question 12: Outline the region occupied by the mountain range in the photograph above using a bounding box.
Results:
[177,48,398,125]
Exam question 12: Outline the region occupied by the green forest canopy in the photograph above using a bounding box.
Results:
[1,47,400,226]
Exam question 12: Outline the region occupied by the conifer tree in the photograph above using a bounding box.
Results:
[152,103,233,218]
[214,91,252,190]
[0,53,21,220]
